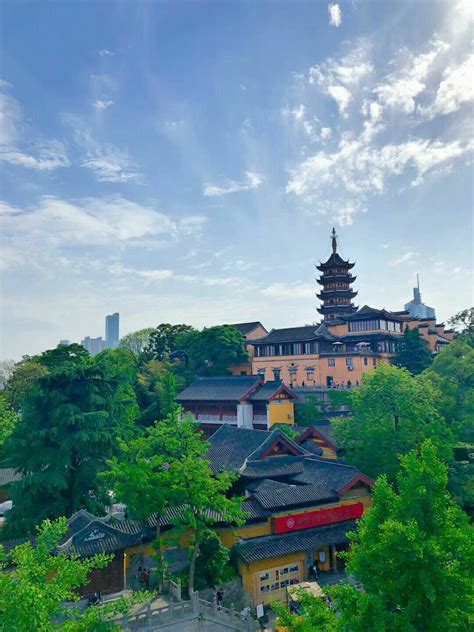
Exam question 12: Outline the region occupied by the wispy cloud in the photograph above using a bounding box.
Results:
[68,120,142,183]
[203,170,263,196]
[0,195,192,252]
[262,282,314,300]
[391,251,417,266]
[420,53,474,118]
[99,49,114,57]
[373,39,449,114]
[308,40,373,116]
[0,85,70,171]
[92,99,114,111]
[328,4,342,28]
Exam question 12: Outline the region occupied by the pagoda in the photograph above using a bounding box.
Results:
[316,228,358,321]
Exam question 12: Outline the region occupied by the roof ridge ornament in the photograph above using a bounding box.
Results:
[331,227,337,254]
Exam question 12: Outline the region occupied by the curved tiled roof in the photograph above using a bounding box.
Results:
[240,456,306,479]
[250,479,337,510]
[176,376,261,402]
[252,326,324,344]
[237,520,356,564]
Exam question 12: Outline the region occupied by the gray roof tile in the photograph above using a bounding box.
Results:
[237,520,356,564]
[177,376,261,402]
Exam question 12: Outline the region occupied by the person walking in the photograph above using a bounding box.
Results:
[216,587,224,607]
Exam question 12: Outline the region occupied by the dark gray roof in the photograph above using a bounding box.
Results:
[240,456,306,479]
[241,498,271,521]
[237,520,356,564]
[230,322,265,336]
[248,381,296,401]
[299,439,324,456]
[313,423,335,445]
[344,305,405,322]
[245,429,309,461]
[207,425,274,473]
[250,479,338,511]
[317,252,354,269]
[252,326,325,344]
[291,457,358,491]
[177,376,261,402]
[0,468,21,486]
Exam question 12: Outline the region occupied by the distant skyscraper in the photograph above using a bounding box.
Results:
[81,336,107,356]
[105,312,120,348]
[59,339,71,346]
[404,275,436,319]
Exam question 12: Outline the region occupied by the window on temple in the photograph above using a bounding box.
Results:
[328,358,335,367]
[273,368,281,380]
[364,357,368,366]
[349,319,380,331]
[294,343,303,354]
[346,358,353,367]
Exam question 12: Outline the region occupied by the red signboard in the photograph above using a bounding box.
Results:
[274,502,364,534]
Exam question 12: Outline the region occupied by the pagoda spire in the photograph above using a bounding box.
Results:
[331,227,337,254]
[316,229,358,321]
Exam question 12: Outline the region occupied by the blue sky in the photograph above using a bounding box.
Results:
[1,0,473,359]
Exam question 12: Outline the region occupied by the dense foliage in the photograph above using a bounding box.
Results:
[333,441,473,631]
[0,518,134,632]
[393,326,433,375]
[2,346,138,537]
[0,394,18,450]
[104,409,246,597]
[333,362,446,482]
[274,442,474,631]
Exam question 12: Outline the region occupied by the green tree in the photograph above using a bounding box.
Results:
[332,441,474,631]
[333,362,446,482]
[272,588,338,632]
[3,358,48,411]
[420,337,474,513]
[104,411,245,597]
[0,394,18,450]
[448,307,474,342]
[2,348,137,537]
[295,395,324,427]
[0,517,134,632]
[135,359,184,427]
[183,325,248,376]
[147,324,195,361]
[119,327,155,359]
[393,327,433,375]
[193,530,232,590]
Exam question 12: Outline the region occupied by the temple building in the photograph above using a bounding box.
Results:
[251,229,453,387]
[316,228,358,321]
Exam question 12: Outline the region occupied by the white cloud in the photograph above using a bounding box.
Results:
[320,127,332,142]
[327,85,352,116]
[0,87,70,171]
[99,49,114,56]
[308,41,373,116]
[373,39,449,113]
[421,53,474,118]
[262,282,314,300]
[1,195,184,251]
[292,104,306,121]
[203,170,263,196]
[391,252,417,266]
[328,4,342,28]
[286,136,473,223]
[134,269,174,280]
[68,122,141,183]
[92,99,114,111]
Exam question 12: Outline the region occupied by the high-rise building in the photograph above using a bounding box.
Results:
[81,336,107,356]
[59,339,71,346]
[404,275,436,320]
[316,228,358,321]
[105,312,120,348]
